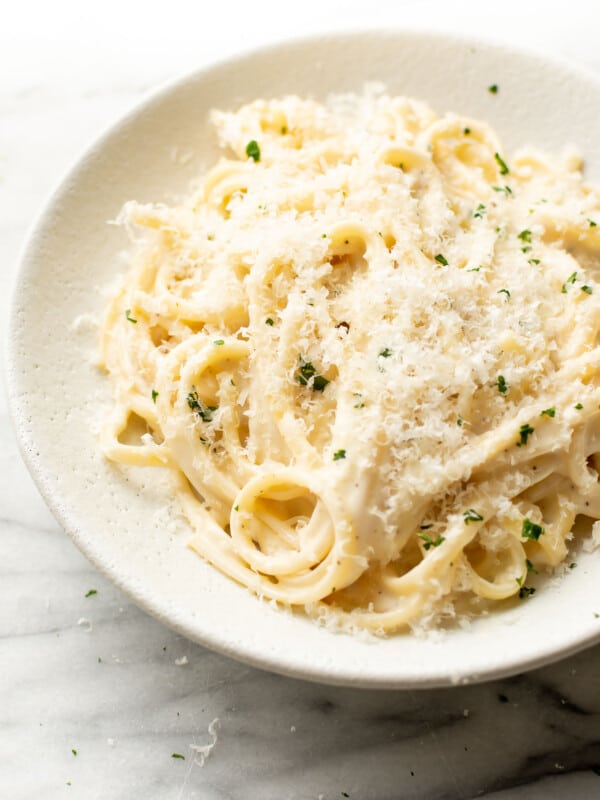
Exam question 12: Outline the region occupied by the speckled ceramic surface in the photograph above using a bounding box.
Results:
[7,30,600,688]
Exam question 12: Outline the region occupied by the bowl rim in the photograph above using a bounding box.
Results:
[6,27,600,689]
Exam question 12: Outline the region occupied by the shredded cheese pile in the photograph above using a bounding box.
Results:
[100,92,600,633]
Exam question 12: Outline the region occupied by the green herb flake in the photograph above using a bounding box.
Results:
[473,203,486,219]
[186,391,217,422]
[151,389,159,403]
[528,258,541,265]
[463,509,484,524]
[245,140,260,162]
[434,253,449,266]
[521,518,545,540]
[213,339,225,346]
[493,185,513,195]
[575,403,584,410]
[540,406,555,418]
[457,416,464,426]
[569,562,577,569]
[125,308,137,324]
[172,753,185,760]
[353,393,365,409]
[526,558,538,574]
[498,288,511,300]
[517,229,532,243]
[562,271,578,293]
[85,589,97,598]
[72,749,77,757]
[588,219,597,227]
[496,375,508,395]
[280,126,287,135]
[518,586,536,599]
[466,266,481,272]
[418,533,445,550]
[516,576,523,587]
[488,84,499,94]
[333,449,346,461]
[265,317,274,326]
[582,285,593,294]
[233,505,239,512]
[495,152,510,175]
[378,347,392,358]
[296,357,329,392]
[464,127,471,135]
[517,423,535,447]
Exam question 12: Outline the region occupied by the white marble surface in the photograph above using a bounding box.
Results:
[2,1,600,797]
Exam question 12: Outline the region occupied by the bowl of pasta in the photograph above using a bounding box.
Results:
[7,29,600,687]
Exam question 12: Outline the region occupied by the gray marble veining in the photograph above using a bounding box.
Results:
[2,2,600,798]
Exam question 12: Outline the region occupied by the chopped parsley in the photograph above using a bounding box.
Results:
[494,152,510,174]
[518,586,536,599]
[522,518,544,540]
[588,219,597,227]
[463,509,484,524]
[457,416,464,426]
[473,203,486,219]
[540,406,555,418]
[233,505,239,511]
[526,559,538,574]
[569,562,577,569]
[171,753,185,760]
[353,393,365,409]
[296,357,329,391]
[378,348,392,358]
[418,533,445,550]
[72,749,77,756]
[213,339,225,346]
[333,449,346,461]
[517,423,535,447]
[488,84,499,94]
[265,317,274,325]
[125,308,137,324]
[575,403,584,410]
[517,229,532,243]
[434,253,448,266]
[496,375,508,395]
[464,127,471,135]
[186,391,217,422]
[466,266,481,272]
[245,140,260,162]
[582,285,593,294]
[152,389,159,403]
[493,185,513,195]
[498,288,511,300]
[562,271,578,293]
[528,258,540,265]
[85,589,97,598]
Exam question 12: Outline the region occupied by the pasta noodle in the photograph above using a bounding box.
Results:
[100,92,600,633]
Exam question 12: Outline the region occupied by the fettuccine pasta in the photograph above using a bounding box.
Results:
[100,92,600,633]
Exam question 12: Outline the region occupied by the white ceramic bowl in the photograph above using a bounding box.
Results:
[7,30,600,688]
